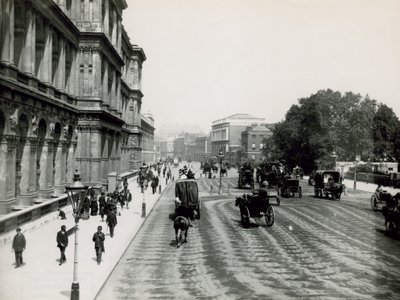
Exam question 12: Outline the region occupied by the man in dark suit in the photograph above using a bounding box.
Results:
[106,211,117,238]
[12,228,26,268]
[56,225,68,265]
[92,226,105,265]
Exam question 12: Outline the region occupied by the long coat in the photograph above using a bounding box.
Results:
[56,230,69,247]
[106,212,117,227]
[12,233,26,252]
[92,232,105,251]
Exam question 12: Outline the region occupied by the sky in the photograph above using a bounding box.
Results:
[123,0,400,133]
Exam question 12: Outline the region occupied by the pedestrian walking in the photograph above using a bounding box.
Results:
[56,225,68,265]
[126,189,132,209]
[151,176,159,194]
[98,192,106,221]
[12,228,26,268]
[90,197,98,216]
[92,226,105,265]
[106,211,118,238]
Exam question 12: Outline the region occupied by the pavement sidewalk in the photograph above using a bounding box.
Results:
[0,176,171,300]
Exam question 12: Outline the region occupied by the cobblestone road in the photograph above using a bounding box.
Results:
[97,177,400,300]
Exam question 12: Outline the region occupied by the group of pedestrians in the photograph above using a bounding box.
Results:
[11,186,134,268]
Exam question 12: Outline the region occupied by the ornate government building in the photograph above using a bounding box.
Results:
[0,0,152,214]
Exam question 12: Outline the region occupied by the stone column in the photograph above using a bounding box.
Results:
[69,0,77,22]
[110,68,116,110]
[93,50,102,98]
[111,8,117,46]
[108,131,115,172]
[41,24,52,84]
[22,2,35,75]
[38,140,52,198]
[90,127,101,185]
[103,0,109,36]
[70,47,77,96]
[101,131,108,182]
[102,59,109,106]
[66,142,77,184]
[1,0,14,65]
[117,17,121,54]
[116,76,121,115]
[46,140,54,190]
[18,138,34,206]
[53,141,64,194]
[0,136,18,213]
[56,37,66,91]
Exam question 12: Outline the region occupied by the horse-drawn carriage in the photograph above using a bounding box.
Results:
[314,170,344,200]
[238,164,255,189]
[371,190,393,211]
[175,179,201,219]
[280,177,302,198]
[381,193,400,236]
[235,192,275,227]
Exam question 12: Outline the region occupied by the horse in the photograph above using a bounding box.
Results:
[173,216,190,248]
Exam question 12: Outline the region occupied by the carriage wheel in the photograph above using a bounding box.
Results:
[370,195,378,211]
[299,187,303,198]
[240,205,250,227]
[265,205,275,226]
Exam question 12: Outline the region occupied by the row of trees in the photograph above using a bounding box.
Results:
[262,89,400,174]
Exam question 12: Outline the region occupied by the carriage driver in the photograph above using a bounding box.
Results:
[250,181,269,208]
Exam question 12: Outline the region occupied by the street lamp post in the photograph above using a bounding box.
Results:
[354,158,359,190]
[140,164,148,217]
[331,151,338,171]
[65,171,91,300]
[218,150,224,194]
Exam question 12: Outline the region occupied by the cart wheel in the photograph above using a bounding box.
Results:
[240,205,250,227]
[299,187,303,198]
[265,205,275,226]
[370,195,378,211]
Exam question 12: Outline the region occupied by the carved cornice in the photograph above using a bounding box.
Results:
[77,124,102,133]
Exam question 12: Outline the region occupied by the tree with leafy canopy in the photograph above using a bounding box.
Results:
[263,89,382,174]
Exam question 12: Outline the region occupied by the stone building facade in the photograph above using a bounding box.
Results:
[211,113,265,163]
[141,112,155,164]
[241,124,272,164]
[0,0,146,214]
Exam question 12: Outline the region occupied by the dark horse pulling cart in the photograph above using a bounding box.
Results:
[175,179,201,219]
[235,192,275,227]
[381,193,400,236]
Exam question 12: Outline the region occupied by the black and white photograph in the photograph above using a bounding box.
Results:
[0,0,400,299]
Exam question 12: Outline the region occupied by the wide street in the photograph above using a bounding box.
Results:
[97,168,400,300]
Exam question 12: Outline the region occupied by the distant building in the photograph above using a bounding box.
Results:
[194,135,211,162]
[241,124,272,164]
[156,137,174,159]
[211,113,266,163]
[141,112,155,163]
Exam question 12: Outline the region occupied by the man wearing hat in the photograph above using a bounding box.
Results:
[12,228,26,268]
[92,226,105,264]
[56,225,69,265]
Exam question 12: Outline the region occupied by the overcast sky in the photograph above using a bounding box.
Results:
[123,0,400,133]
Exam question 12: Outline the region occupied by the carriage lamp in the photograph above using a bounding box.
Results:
[65,170,91,300]
[218,150,224,194]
